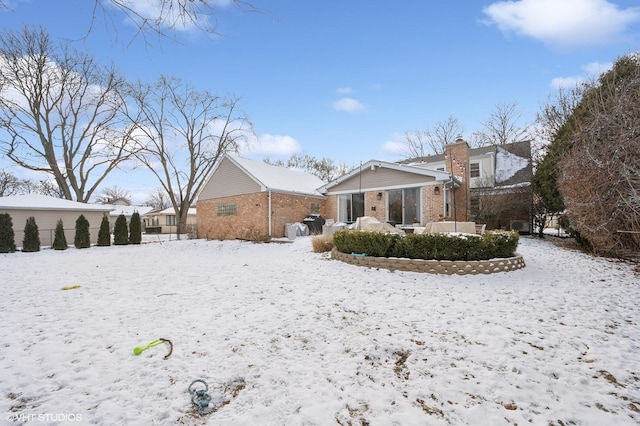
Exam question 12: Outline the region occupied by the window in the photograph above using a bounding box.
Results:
[338,193,364,223]
[166,215,176,226]
[387,187,420,225]
[470,198,480,217]
[470,162,480,178]
[311,203,320,214]
[217,202,237,216]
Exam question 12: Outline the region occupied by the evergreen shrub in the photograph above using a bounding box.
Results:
[113,214,129,245]
[52,219,68,250]
[333,229,519,261]
[74,214,91,249]
[129,212,142,244]
[0,212,16,253]
[97,214,111,247]
[22,216,40,252]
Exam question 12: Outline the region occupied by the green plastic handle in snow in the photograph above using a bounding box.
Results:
[133,339,164,355]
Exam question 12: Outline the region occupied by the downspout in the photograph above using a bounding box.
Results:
[268,190,272,237]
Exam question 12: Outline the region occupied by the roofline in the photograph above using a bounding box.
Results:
[0,204,113,212]
[317,159,454,192]
[224,154,269,191]
[211,154,326,197]
[267,189,327,199]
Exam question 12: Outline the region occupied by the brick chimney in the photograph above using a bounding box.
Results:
[444,138,470,222]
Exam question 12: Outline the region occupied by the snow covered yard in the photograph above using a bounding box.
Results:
[1,236,639,425]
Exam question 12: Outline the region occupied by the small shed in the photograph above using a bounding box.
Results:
[0,194,113,247]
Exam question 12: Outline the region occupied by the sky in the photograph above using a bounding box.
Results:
[0,0,639,204]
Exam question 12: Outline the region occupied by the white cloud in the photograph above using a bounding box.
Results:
[551,76,585,89]
[551,61,613,89]
[380,133,406,156]
[336,87,353,95]
[111,0,217,32]
[332,97,365,113]
[241,133,301,157]
[483,0,640,48]
[582,61,613,76]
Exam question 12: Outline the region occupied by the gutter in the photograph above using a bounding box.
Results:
[268,190,272,237]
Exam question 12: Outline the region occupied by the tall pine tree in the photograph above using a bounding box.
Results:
[97,214,111,246]
[74,214,91,249]
[52,219,68,250]
[129,212,142,244]
[22,216,40,252]
[113,214,129,245]
[0,212,16,253]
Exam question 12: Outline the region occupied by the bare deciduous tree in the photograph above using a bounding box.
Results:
[96,0,259,39]
[28,179,65,198]
[0,26,135,202]
[0,1,259,41]
[0,170,28,196]
[471,102,531,148]
[536,86,586,146]
[145,188,172,210]
[264,154,350,182]
[126,75,251,235]
[95,185,132,204]
[402,116,464,158]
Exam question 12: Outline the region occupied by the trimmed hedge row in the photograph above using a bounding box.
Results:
[332,229,519,261]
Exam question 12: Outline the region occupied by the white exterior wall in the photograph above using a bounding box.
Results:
[1,209,109,248]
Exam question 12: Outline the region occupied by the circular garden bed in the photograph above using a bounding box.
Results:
[331,248,525,275]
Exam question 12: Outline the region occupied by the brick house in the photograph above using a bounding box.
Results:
[196,155,326,240]
[401,140,533,232]
[319,140,468,226]
[196,139,532,239]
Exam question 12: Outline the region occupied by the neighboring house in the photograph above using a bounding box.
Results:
[142,206,197,235]
[403,140,533,231]
[0,194,114,247]
[106,204,154,230]
[196,155,326,240]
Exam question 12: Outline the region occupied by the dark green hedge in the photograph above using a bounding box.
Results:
[332,229,519,261]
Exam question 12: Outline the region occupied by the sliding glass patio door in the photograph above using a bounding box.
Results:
[387,188,420,225]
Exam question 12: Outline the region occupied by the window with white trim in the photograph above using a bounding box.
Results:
[470,162,480,178]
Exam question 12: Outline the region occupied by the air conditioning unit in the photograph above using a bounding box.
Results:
[510,220,531,233]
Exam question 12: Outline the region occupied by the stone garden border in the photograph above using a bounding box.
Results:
[331,248,525,275]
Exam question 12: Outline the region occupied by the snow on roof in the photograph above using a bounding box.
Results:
[107,205,154,217]
[230,155,326,196]
[495,146,530,183]
[0,194,113,212]
[153,207,197,215]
